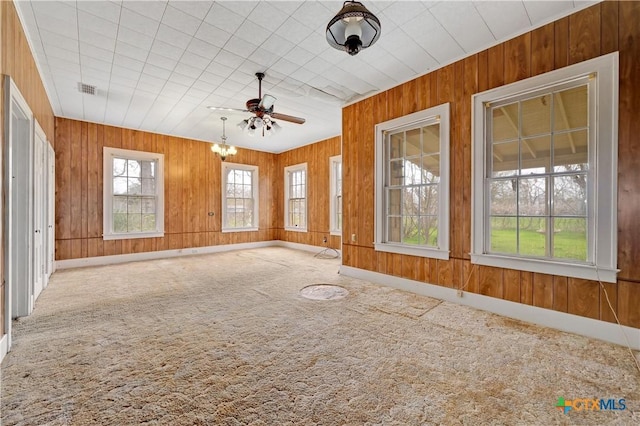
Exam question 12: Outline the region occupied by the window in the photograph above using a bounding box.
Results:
[472,52,618,283]
[330,155,342,235]
[374,103,450,259]
[284,163,307,231]
[222,163,259,231]
[103,147,164,240]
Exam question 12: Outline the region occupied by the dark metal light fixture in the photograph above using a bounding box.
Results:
[326,1,381,56]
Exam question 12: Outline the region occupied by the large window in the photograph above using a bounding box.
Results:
[222,163,259,231]
[284,163,307,231]
[472,52,618,282]
[375,104,450,259]
[330,155,342,235]
[103,147,164,240]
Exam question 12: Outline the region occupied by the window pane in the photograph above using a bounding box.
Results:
[553,174,587,216]
[405,128,421,158]
[518,217,547,257]
[490,217,517,254]
[553,130,588,172]
[142,198,155,214]
[405,159,422,185]
[127,177,141,195]
[113,213,127,233]
[421,155,440,181]
[554,85,588,131]
[127,197,141,214]
[140,160,155,178]
[422,123,440,154]
[389,160,404,186]
[113,158,126,176]
[403,188,419,215]
[520,136,551,175]
[113,177,127,195]
[420,185,438,215]
[403,216,420,244]
[518,177,547,216]
[492,103,518,142]
[141,178,155,195]
[388,189,401,215]
[127,160,141,177]
[490,180,517,215]
[553,218,587,261]
[390,133,403,159]
[127,213,142,232]
[142,214,156,232]
[492,141,518,177]
[113,196,127,213]
[422,216,438,246]
[521,94,551,137]
[387,217,401,243]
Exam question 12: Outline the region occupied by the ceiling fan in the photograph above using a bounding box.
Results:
[208,72,306,137]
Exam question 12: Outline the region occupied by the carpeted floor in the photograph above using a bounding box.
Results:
[1,247,638,425]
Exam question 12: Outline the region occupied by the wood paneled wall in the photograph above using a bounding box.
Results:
[55,118,279,260]
[276,136,342,249]
[1,1,56,335]
[342,1,640,328]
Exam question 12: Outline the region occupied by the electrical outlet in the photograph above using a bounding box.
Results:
[351,233,357,242]
[323,236,328,243]
[457,290,463,298]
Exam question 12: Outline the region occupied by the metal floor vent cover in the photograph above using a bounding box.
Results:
[300,284,349,300]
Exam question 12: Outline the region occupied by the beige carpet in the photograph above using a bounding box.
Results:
[1,247,638,425]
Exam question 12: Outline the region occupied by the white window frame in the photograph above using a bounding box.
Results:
[221,162,259,232]
[284,162,308,232]
[329,155,342,236]
[471,52,618,283]
[103,147,164,240]
[374,103,450,260]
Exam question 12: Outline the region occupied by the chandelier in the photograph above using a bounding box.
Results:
[211,117,237,161]
[238,115,281,137]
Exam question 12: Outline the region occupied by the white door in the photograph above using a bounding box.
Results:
[47,144,55,277]
[33,122,46,300]
[5,77,34,331]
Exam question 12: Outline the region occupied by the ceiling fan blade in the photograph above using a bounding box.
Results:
[270,112,306,124]
[259,94,277,111]
[207,106,249,113]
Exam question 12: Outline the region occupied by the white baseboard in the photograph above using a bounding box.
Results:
[276,240,342,256]
[55,240,340,270]
[0,334,7,363]
[340,265,640,351]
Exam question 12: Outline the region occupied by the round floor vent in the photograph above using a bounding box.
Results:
[300,284,349,300]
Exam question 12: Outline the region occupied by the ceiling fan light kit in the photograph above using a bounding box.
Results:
[211,117,237,161]
[326,1,381,56]
[208,72,305,139]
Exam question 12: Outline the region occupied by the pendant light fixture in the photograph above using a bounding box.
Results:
[326,1,381,56]
[211,117,237,161]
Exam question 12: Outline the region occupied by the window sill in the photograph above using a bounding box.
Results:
[470,253,619,283]
[221,227,258,233]
[103,231,164,241]
[285,226,307,233]
[375,242,449,260]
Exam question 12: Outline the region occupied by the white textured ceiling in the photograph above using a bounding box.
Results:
[16,1,597,153]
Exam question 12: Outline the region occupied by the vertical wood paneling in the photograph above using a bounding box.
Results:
[504,33,531,84]
[568,5,601,64]
[616,0,640,282]
[532,273,553,309]
[55,118,279,260]
[567,278,599,319]
[553,276,568,313]
[554,17,569,69]
[503,269,520,303]
[479,266,503,298]
[531,23,554,76]
[617,281,640,328]
[600,1,618,55]
[487,44,504,89]
[520,272,533,305]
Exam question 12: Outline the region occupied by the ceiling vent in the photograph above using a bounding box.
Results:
[77,82,96,95]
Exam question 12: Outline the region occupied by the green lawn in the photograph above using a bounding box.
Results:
[491,228,587,260]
